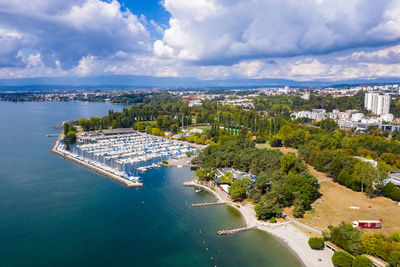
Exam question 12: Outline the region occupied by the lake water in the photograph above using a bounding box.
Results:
[0,101,302,266]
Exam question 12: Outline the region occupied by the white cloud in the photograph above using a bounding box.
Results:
[155,0,400,64]
[0,0,150,69]
[2,0,400,81]
[72,55,103,76]
[338,45,400,64]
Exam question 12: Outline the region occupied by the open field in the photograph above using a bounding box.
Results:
[290,180,400,235]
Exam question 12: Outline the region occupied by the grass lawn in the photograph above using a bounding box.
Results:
[186,125,212,131]
[255,143,272,149]
[290,180,400,235]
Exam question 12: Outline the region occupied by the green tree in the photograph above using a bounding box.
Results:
[220,172,234,184]
[255,172,269,191]
[331,251,353,267]
[288,129,306,148]
[134,121,145,131]
[353,161,377,195]
[352,255,373,267]
[280,153,296,175]
[254,199,283,220]
[329,222,364,255]
[229,179,251,201]
[388,250,400,267]
[293,198,305,218]
[194,168,216,181]
[319,118,339,131]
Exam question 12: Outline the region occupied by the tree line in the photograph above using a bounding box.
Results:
[325,222,400,266]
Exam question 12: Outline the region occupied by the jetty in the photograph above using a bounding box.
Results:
[216,226,255,235]
[191,202,227,207]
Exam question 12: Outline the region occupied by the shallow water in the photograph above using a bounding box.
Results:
[0,101,302,266]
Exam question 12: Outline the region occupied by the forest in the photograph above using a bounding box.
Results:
[194,137,320,220]
[72,93,400,201]
[269,119,398,199]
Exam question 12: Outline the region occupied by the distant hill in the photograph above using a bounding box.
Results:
[1,75,400,90]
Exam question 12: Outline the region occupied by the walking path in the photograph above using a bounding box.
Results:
[283,211,322,234]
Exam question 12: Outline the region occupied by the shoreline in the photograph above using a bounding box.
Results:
[184,180,334,267]
[50,124,332,265]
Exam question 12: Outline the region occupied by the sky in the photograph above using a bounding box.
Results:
[1,0,400,81]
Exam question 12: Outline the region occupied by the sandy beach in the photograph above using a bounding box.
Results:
[185,180,334,267]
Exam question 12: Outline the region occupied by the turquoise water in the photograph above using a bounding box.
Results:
[0,101,302,267]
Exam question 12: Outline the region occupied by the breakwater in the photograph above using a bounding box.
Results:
[217,226,255,236]
[191,202,227,207]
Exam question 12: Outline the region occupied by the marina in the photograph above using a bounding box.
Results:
[54,129,204,187]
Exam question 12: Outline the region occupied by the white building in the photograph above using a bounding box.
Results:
[381,113,394,122]
[351,113,364,122]
[364,93,391,115]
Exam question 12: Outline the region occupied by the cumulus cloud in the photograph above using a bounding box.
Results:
[338,45,400,64]
[0,0,150,69]
[3,0,400,81]
[155,0,400,64]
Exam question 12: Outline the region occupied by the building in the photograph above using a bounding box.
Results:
[364,93,391,115]
[351,113,364,122]
[381,113,394,122]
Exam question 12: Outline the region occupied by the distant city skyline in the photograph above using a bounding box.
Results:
[1,1,400,81]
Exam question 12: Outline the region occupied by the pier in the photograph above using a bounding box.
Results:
[216,226,255,235]
[191,202,227,207]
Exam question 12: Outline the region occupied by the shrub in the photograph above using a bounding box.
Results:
[332,251,353,267]
[308,237,324,250]
[270,138,282,147]
[269,217,277,223]
[352,255,373,267]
